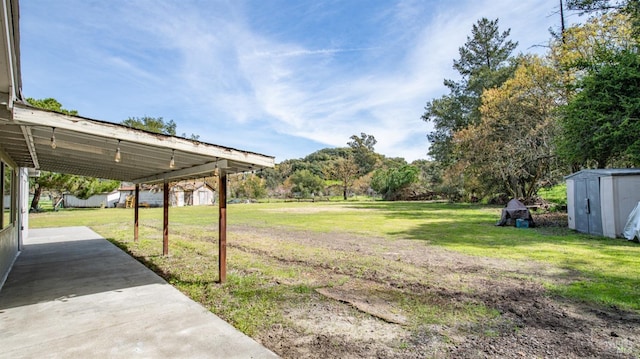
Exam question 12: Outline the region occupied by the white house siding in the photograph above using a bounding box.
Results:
[0,167,23,289]
[0,225,17,288]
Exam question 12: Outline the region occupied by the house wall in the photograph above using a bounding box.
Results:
[18,168,28,250]
[0,225,17,288]
[0,160,20,289]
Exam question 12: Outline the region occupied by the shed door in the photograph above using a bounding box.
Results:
[575,178,603,236]
[199,191,208,205]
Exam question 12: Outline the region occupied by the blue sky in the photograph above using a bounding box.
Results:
[20,0,571,163]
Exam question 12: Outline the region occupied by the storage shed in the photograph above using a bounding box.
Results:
[566,169,640,238]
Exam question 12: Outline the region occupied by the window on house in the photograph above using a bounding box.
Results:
[2,162,13,229]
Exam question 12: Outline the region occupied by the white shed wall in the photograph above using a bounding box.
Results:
[139,191,164,207]
[171,189,184,207]
[118,190,174,207]
[566,179,575,230]
[610,176,640,238]
[599,176,640,238]
[193,188,214,206]
[64,192,120,208]
[600,177,616,238]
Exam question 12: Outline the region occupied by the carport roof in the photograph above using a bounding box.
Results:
[1,101,274,183]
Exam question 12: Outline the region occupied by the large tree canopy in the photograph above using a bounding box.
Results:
[26,97,78,115]
[559,49,640,167]
[371,165,419,201]
[423,18,517,164]
[552,11,634,70]
[327,156,359,200]
[347,132,379,175]
[455,56,564,200]
[287,169,325,198]
[554,6,640,168]
[121,116,177,136]
[567,0,640,37]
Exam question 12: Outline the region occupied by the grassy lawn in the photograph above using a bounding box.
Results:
[28,201,640,356]
[29,202,640,310]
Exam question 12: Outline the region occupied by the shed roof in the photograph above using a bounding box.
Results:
[565,168,640,179]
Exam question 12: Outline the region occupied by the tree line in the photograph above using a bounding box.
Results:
[246,132,428,201]
[422,0,640,203]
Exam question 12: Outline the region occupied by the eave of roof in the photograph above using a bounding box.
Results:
[4,102,274,183]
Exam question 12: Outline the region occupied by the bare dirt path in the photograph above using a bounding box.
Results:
[229,224,640,358]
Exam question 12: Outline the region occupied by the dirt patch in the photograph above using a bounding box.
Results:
[316,285,408,325]
[260,298,410,359]
[533,212,568,227]
[228,224,640,358]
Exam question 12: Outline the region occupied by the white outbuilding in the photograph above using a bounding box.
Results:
[566,169,640,238]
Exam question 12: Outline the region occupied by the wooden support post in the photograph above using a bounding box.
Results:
[134,183,139,242]
[218,172,227,283]
[163,180,169,256]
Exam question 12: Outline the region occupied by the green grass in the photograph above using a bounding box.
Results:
[29,201,640,319]
[38,199,55,211]
[538,183,567,205]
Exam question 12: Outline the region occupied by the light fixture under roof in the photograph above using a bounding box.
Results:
[114,140,121,163]
[169,149,175,169]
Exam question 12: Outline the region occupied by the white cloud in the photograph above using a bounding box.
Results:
[21,0,564,162]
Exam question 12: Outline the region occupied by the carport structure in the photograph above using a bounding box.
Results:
[0,0,274,284]
[6,103,274,282]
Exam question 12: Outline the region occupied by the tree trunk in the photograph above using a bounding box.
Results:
[343,186,347,200]
[31,185,42,210]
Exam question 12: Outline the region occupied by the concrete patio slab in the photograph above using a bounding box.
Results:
[0,226,278,358]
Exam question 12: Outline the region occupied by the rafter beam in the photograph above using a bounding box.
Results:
[19,125,38,169]
[132,160,227,184]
